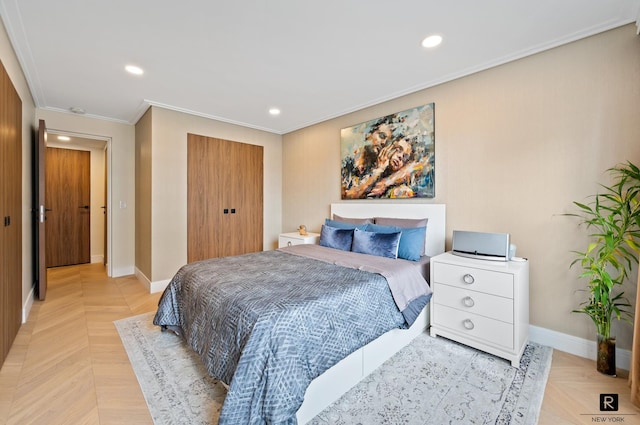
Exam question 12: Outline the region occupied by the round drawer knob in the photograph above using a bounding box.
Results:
[287,241,292,246]
[462,296,475,307]
[463,319,475,330]
[463,273,475,284]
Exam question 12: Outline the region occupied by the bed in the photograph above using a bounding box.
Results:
[153,203,446,424]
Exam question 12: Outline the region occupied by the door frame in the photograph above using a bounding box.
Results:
[45,129,113,277]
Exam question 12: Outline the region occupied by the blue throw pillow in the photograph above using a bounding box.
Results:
[365,223,398,233]
[374,217,428,256]
[324,218,369,230]
[395,226,426,261]
[351,228,401,259]
[319,225,354,251]
[365,224,426,261]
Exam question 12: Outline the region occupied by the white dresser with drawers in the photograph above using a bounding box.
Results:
[429,251,529,367]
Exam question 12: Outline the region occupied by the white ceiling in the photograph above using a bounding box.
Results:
[1,0,639,135]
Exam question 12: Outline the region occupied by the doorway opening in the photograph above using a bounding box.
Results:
[45,129,113,276]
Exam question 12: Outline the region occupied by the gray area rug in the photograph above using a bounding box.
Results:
[115,312,552,425]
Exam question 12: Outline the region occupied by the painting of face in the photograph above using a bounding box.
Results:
[340,103,435,199]
[367,123,393,152]
[388,138,412,172]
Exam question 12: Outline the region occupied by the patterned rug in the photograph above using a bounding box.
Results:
[115,312,552,425]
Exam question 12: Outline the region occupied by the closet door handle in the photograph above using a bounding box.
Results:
[79,205,90,209]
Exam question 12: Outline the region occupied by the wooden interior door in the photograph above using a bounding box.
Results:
[35,119,48,299]
[45,147,91,267]
[187,134,263,262]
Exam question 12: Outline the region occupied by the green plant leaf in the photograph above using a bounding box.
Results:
[566,161,640,338]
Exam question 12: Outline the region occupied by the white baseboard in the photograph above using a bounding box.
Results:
[134,267,170,293]
[529,325,631,371]
[22,286,35,324]
[91,255,104,264]
[150,279,171,293]
[112,266,135,278]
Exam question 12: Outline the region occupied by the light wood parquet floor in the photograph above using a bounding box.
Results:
[0,263,639,424]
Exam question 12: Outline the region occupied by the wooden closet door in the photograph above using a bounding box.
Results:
[187,134,263,262]
[228,140,263,256]
[0,59,22,366]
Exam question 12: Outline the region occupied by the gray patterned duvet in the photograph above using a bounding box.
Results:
[153,246,431,424]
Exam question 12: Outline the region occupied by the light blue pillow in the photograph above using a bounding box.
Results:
[364,223,398,233]
[319,225,354,251]
[324,218,369,230]
[352,228,401,259]
[374,217,428,256]
[365,224,426,261]
[396,226,427,261]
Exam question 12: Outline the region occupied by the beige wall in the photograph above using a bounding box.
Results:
[282,25,640,349]
[36,109,136,277]
[136,106,283,283]
[1,19,36,315]
[89,145,106,262]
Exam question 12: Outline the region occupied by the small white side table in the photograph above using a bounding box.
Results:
[278,232,320,248]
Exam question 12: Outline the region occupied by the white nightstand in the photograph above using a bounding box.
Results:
[429,252,529,367]
[278,232,320,248]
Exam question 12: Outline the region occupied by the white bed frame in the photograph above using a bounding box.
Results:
[296,203,446,423]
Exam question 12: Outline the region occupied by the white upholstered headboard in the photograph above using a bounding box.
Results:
[330,203,446,257]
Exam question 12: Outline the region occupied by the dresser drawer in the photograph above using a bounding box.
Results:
[278,232,320,248]
[432,304,514,349]
[433,262,513,298]
[279,236,305,247]
[433,284,513,323]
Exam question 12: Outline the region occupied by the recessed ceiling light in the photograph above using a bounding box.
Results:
[57,136,70,141]
[421,35,443,48]
[269,108,281,116]
[125,65,144,75]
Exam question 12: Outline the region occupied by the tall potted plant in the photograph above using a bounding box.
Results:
[568,161,640,375]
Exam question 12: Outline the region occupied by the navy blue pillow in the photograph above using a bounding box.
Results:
[352,228,401,259]
[319,225,354,251]
[324,218,369,230]
[365,224,426,261]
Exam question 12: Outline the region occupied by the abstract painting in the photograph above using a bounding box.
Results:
[341,103,435,199]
